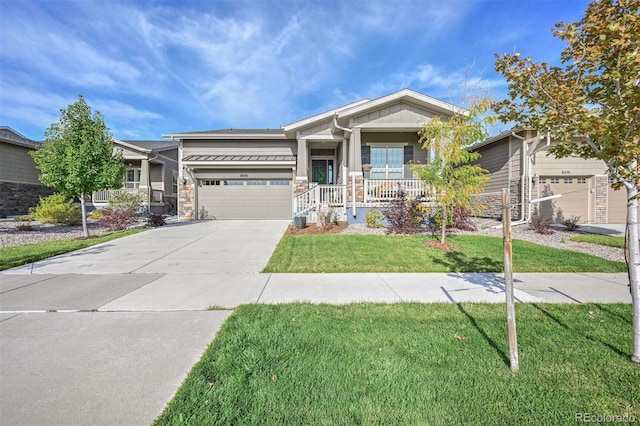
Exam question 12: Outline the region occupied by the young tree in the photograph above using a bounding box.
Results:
[412,96,493,244]
[31,95,125,238]
[494,0,640,362]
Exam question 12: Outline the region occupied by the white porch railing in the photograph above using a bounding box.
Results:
[92,188,164,204]
[364,179,428,202]
[293,184,346,216]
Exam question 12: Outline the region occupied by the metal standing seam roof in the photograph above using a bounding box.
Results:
[182,154,296,162]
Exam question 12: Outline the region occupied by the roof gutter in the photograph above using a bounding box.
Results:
[333,114,358,217]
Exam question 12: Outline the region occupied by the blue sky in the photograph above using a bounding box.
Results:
[0,0,590,141]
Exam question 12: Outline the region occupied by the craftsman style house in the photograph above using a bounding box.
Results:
[471,128,628,224]
[164,89,461,221]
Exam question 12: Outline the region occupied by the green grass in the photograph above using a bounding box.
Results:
[571,234,628,248]
[0,228,145,270]
[154,303,640,425]
[263,234,626,273]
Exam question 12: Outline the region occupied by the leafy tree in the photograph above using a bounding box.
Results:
[412,96,493,244]
[31,95,125,238]
[494,0,640,362]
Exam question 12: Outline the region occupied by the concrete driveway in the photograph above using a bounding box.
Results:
[0,220,289,426]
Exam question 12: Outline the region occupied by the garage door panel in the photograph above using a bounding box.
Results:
[537,177,589,223]
[197,178,291,220]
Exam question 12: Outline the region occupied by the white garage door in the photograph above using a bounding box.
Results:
[197,179,292,220]
[536,177,590,223]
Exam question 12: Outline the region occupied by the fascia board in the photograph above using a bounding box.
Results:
[162,133,287,140]
[182,160,296,168]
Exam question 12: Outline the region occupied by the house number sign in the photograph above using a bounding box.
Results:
[240,173,249,177]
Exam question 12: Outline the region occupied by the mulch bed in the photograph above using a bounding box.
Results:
[285,222,349,235]
[424,240,461,251]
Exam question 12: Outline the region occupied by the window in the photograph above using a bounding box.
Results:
[577,178,586,184]
[371,146,403,179]
[225,180,244,186]
[538,177,546,184]
[550,178,560,184]
[125,168,141,189]
[564,178,573,184]
[200,180,221,186]
[246,180,267,185]
[270,180,290,186]
[172,171,178,194]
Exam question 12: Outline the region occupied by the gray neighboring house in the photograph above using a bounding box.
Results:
[0,126,53,216]
[90,139,179,215]
[164,89,461,222]
[471,128,630,224]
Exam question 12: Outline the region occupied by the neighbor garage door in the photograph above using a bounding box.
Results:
[197,179,292,219]
[537,176,590,223]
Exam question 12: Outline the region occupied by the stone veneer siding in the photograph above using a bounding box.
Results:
[473,180,526,221]
[178,179,195,220]
[594,175,609,224]
[346,175,364,203]
[0,182,54,216]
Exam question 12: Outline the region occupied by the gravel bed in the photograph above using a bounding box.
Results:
[1,218,134,248]
[341,218,626,263]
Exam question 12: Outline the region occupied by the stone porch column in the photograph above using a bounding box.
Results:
[139,158,151,206]
[348,127,364,203]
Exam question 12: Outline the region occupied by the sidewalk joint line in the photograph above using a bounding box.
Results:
[376,273,404,301]
[0,274,60,295]
[256,273,272,303]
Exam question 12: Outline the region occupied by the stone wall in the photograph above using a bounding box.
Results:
[473,180,527,221]
[178,179,195,220]
[594,175,608,224]
[346,175,364,203]
[0,182,54,216]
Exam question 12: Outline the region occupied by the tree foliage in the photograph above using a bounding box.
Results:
[31,95,125,237]
[494,0,640,362]
[412,96,493,244]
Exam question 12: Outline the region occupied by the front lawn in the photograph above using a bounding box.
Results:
[0,228,145,270]
[263,234,626,273]
[154,303,639,425]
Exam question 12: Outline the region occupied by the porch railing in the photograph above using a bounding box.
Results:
[293,184,346,216]
[92,188,165,204]
[364,179,428,202]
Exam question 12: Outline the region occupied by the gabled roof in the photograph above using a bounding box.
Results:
[119,140,178,152]
[163,129,286,140]
[282,99,371,133]
[337,89,465,122]
[0,126,41,149]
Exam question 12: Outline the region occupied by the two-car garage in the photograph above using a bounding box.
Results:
[196,173,293,220]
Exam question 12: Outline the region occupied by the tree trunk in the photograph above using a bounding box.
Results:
[626,181,640,363]
[440,207,447,245]
[80,193,89,238]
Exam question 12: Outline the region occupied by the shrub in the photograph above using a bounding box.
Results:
[109,191,142,211]
[147,213,166,227]
[529,211,555,235]
[381,188,424,234]
[14,215,34,222]
[562,215,582,231]
[16,223,35,231]
[364,208,384,228]
[30,194,81,226]
[100,207,134,231]
[452,207,477,231]
[317,204,339,230]
[89,209,103,220]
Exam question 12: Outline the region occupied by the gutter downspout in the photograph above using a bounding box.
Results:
[511,132,527,225]
[333,114,357,218]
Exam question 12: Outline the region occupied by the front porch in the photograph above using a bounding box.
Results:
[91,188,170,213]
[293,178,429,221]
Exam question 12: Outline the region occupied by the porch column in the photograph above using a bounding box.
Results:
[349,127,362,171]
[139,158,150,206]
[348,127,364,205]
[294,138,308,195]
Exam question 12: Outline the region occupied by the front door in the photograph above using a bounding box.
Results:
[311,159,333,184]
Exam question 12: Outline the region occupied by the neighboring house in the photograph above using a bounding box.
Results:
[0,126,53,216]
[471,128,630,224]
[164,89,461,221]
[91,139,179,215]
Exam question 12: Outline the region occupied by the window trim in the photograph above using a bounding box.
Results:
[369,144,405,179]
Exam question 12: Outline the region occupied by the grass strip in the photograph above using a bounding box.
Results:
[0,228,145,270]
[263,234,626,273]
[571,234,628,249]
[154,303,639,425]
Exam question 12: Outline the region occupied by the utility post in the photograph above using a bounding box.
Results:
[502,187,519,372]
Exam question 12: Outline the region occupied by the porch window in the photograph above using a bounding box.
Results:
[371,147,403,179]
[125,168,141,189]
